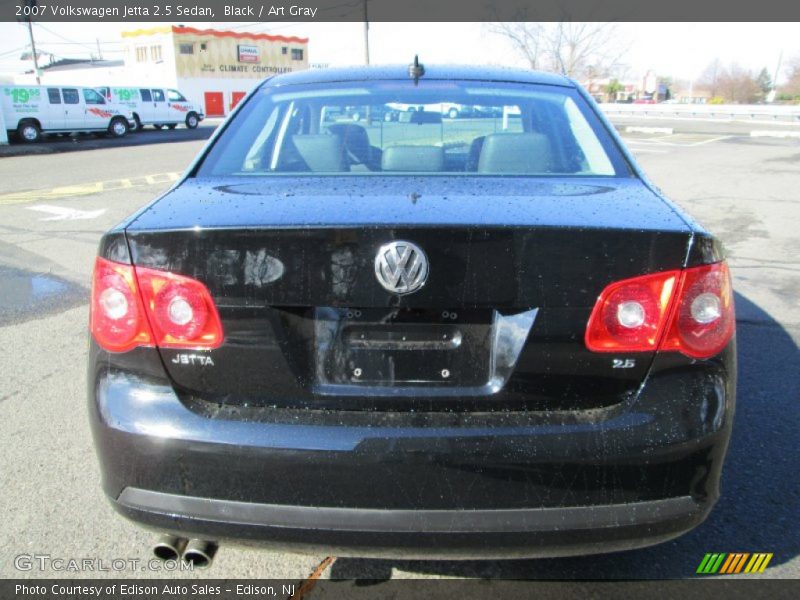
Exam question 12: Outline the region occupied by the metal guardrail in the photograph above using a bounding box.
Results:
[600,103,800,123]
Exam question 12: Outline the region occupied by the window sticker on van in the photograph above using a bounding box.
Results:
[3,88,40,113]
[4,88,41,105]
[113,88,139,102]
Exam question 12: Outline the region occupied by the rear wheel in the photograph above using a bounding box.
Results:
[17,120,41,143]
[185,112,199,129]
[108,117,129,138]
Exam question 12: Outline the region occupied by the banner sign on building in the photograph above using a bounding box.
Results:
[238,44,260,63]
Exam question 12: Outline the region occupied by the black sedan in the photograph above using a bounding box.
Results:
[88,64,736,563]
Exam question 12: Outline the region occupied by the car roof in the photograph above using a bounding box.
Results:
[263,64,574,88]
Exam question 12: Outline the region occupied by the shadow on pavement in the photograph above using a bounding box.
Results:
[0,124,217,158]
[329,292,799,580]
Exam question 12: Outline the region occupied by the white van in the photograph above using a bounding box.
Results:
[1,85,136,143]
[97,87,204,131]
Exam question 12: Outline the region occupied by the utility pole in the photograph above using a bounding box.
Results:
[96,38,103,61]
[363,0,370,65]
[26,19,41,84]
[769,49,783,103]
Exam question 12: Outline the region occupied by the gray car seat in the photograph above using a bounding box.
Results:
[327,124,382,171]
[382,146,445,172]
[289,134,348,172]
[477,133,553,174]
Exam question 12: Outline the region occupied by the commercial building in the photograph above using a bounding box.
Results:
[14,26,309,117]
[119,26,309,116]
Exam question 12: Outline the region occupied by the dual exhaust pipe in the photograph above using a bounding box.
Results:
[153,535,216,568]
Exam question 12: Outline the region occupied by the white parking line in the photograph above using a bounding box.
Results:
[628,147,669,154]
[623,135,732,148]
[625,126,674,135]
[750,130,800,139]
[26,205,107,221]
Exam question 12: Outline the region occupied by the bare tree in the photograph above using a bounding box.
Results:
[782,55,800,97]
[488,22,629,80]
[698,60,759,103]
[697,59,725,98]
[717,63,759,103]
[546,22,626,78]
[486,22,546,70]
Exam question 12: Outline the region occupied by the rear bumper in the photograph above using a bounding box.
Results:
[90,344,735,558]
[114,488,709,559]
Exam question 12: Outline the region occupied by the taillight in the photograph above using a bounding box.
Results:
[585,270,679,352]
[90,257,152,352]
[90,257,223,352]
[661,262,735,359]
[135,266,224,349]
[586,262,734,359]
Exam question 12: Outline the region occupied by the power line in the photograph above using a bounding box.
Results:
[33,22,97,54]
[23,40,123,46]
[0,46,28,59]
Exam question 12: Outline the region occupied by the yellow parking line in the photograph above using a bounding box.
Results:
[0,172,181,206]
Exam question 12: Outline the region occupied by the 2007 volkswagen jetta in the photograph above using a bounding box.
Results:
[88,64,735,561]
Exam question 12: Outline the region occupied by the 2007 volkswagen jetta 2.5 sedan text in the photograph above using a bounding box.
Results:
[88,64,736,562]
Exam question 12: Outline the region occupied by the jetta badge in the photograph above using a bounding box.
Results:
[374,241,429,295]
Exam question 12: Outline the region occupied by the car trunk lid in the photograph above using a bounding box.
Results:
[125,176,692,411]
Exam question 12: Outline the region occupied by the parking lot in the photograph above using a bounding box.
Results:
[0,119,797,583]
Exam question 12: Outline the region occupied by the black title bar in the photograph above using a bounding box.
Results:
[6,0,800,23]
[4,579,800,600]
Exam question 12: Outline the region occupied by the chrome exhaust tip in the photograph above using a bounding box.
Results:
[182,539,217,568]
[153,534,187,562]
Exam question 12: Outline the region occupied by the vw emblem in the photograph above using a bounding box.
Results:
[374,241,429,295]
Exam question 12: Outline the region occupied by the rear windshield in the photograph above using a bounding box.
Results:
[198,80,629,178]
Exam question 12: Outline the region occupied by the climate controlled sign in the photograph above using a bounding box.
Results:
[238,45,260,63]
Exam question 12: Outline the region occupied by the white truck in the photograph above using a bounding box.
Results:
[1,85,136,143]
[96,87,204,131]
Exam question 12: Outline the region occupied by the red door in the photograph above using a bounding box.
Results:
[231,91,246,110]
[204,92,224,117]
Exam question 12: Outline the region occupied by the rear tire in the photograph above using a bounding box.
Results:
[17,120,41,143]
[185,112,199,129]
[108,117,128,138]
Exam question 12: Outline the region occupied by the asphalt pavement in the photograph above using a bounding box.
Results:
[0,120,797,583]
